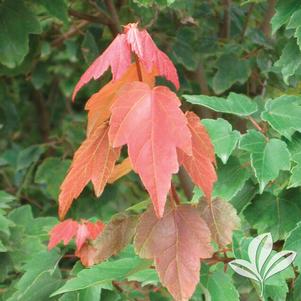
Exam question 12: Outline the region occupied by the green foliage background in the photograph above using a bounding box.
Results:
[1,0,301,300]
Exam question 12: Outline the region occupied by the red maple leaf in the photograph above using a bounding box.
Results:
[109,81,192,217]
[48,219,78,250]
[48,219,104,252]
[75,220,104,250]
[85,63,157,136]
[72,34,131,100]
[72,23,178,100]
[178,112,217,200]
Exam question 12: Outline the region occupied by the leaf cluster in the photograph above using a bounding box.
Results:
[1,1,301,301]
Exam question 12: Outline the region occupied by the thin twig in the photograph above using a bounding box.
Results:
[205,252,234,266]
[247,116,267,138]
[261,0,276,39]
[112,281,123,293]
[52,21,89,47]
[145,5,160,29]
[68,8,112,25]
[32,89,50,141]
[242,46,263,59]
[104,0,121,35]
[240,3,255,41]
[196,62,210,96]
[0,171,15,192]
[220,0,231,39]
[21,195,43,210]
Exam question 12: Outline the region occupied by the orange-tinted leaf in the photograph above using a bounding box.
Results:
[72,23,178,100]
[108,157,132,184]
[48,219,78,250]
[178,112,217,201]
[75,243,97,267]
[58,124,120,219]
[109,82,192,217]
[79,214,137,267]
[134,204,213,301]
[85,64,156,136]
[201,198,240,247]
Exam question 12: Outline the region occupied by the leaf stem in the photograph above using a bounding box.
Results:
[134,54,143,82]
[247,116,269,140]
[169,183,180,205]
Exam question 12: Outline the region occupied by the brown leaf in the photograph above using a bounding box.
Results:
[81,214,138,266]
[108,157,132,184]
[134,204,213,301]
[201,198,240,247]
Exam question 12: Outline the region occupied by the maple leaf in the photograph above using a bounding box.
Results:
[48,219,78,250]
[72,34,131,100]
[75,220,104,250]
[58,123,120,220]
[72,23,178,100]
[201,198,240,247]
[77,214,137,267]
[75,243,98,267]
[48,219,104,252]
[108,157,132,184]
[134,204,213,301]
[85,63,156,136]
[109,81,192,217]
[178,112,217,201]
[124,23,179,89]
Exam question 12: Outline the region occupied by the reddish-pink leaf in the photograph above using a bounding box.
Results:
[72,23,178,100]
[48,219,104,252]
[178,112,217,200]
[58,124,120,219]
[134,204,213,301]
[85,63,157,136]
[109,82,192,217]
[86,220,105,240]
[125,23,179,89]
[72,34,131,100]
[48,219,78,250]
[75,223,90,251]
[75,220,105,251]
